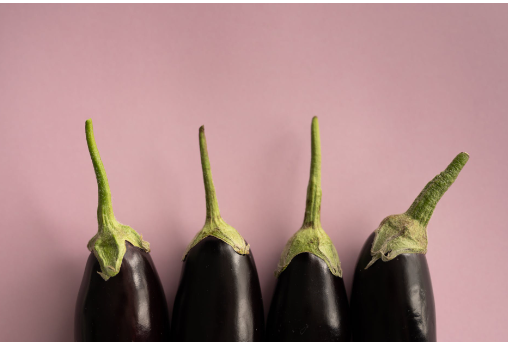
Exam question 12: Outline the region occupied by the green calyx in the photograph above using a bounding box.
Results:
[182,126,249,260]
[366,152,469,269]
[85,119,150,281]
[275,117,342,278]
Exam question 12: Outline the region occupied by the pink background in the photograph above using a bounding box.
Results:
[1,4,507,341]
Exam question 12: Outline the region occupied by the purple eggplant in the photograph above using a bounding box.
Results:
[170,126,264,342]
[350,152,469,342]
[266,117,351,342]
[75,120,170,341]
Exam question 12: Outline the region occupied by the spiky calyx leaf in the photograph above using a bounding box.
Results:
[275,221,342,277]
[275,117,342,277]
[85,119,150,280]
[366,152,469,269]
[182,126,249,259]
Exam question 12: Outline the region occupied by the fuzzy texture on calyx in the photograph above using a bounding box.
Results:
[366,152,469,269]
[85,119,150,281]
[182,126,249,259]
[275,117,342,278]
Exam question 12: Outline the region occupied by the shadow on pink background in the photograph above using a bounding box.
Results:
[1,4,507,341]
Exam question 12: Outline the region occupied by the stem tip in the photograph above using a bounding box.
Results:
[456,152,470,165]
[405,151,469,227]
[85,119,93,131]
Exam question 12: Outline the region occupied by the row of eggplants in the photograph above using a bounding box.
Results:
[75,117,469,342]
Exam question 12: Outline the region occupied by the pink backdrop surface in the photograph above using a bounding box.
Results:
[1,4,507,341]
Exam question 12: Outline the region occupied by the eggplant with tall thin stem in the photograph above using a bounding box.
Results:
[75,120,170,341]
[170,126,264,342]
[266,117,351,342]
[350,152,469,342]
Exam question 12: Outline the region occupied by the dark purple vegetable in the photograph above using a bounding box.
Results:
[170,126,264,342]
[350,152,469,342]
[266,117,350,342]
[75,119,170,342]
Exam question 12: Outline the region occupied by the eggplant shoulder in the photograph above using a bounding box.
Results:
[171,236,264,342]
[75,242,171,342]
[267,252,350,342]
[351,233,436,342]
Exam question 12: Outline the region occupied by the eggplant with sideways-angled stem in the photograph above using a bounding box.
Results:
[350,152,469,342]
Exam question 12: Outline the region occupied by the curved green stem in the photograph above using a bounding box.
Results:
[366,152,469,269]
[84,119,150,281]
[303,116,322,227]
[405,152,469,227]
[199,126,221,222]
[85,119,115,228]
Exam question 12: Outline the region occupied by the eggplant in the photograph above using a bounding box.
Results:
[75,120,170,342]
[266,117,351,342]
[170,126,264,342]
[350,152,469,342]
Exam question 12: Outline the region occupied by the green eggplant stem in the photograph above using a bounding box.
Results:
[182,125,249,259]
[303,116,322,227]
[405,152,470,227]
[366,151,469,269]
[274,116,342,277]
[85,119,150,281]
[199,126,221,222]
[85,119,115,227]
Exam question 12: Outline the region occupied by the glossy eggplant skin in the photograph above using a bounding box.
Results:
[350,233,436,342]
[266,253,351,342]
[75,242,171,342]
[171,236,264,342]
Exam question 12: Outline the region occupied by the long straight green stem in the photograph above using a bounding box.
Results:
[182,125,248,258]
[275,116,342,277]
[303,116,322,227]
[406,152,469,227]
[85,119,114,226]
[199,126,221,221]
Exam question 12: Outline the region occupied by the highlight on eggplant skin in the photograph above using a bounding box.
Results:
[170,125,264,342]
[266,117,351,342]
[350,152,469,342]
[75,119,170,341]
